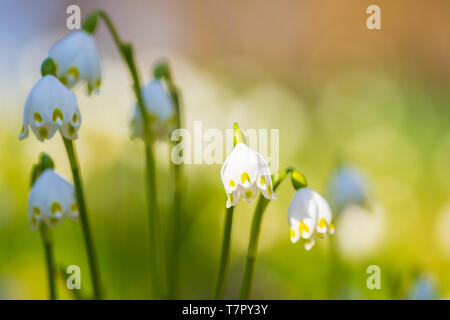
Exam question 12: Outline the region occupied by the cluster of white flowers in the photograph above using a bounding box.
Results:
[220,124,334,251]
[20,29,102,230]
[28,169,78,230]
[20,30,102,143]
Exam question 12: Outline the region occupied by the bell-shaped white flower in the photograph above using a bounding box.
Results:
[288,188,334,250]
[48,30,102,94]
[221,125,276,208]
[130,79,176,140]
[19,75,81,141]
[28,169,79,230]
[329,164,368,213]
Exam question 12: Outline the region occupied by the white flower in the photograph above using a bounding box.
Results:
[221,142,277,208]
[329,164,368,213]
[19,75,81,141]
[130,79,176,139]
[28,169,79,230]
[48,30,102,94]
[288,188,334,250]
[336,203,384,260]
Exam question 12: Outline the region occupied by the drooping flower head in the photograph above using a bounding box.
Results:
[288,178,334,250]
[19,58,81,141]
[130,79,176,140]
[48,28,102,94]
[328,164,369,213]
[221,123,277,208]
[28,154,78,230]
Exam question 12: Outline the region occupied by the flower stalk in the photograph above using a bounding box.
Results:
[213,206,235,299]
[31,153,58,300]
[62,136,102,299]
[239,167,294,300]
[40,223,57,300]
[85,10,165,298]
[154,61,184,299]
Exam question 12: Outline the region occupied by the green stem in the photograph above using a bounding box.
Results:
[168,159,183,299]
[167,76,183,299]
[40,224,57,300]
[239,167,293,300]
[213,206,235,299]
[94,10,165,298]
[62,136,102,299]
[327,235,339,299]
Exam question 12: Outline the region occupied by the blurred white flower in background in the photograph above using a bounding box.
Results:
[336,203,385,260]
[28,169,78,230]
[288,188,334,251]
[48,30,102,94]
[328,164,369,213]
[130,79,175,140]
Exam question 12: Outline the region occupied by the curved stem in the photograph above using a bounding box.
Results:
[94,10,165,298]
[40,224,57,300]
[213,206,235,299]
[239,167,293,300]
[62,136,102,299]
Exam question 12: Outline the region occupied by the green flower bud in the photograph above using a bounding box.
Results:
[82,12,99,34]
[233,123,246,146]
[39,153,55,171]
[40,58,57,77]
[153,60,171,80]
[31,153,55,186]
[291,169,308,190]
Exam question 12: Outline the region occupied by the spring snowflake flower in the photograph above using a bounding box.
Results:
[288,188,334,250]
[19,74,81,141]
[130,79,176,139]
[329,164,368,213]
[48,30,102,94]
[221,124,277,208]
[28,169,79,230]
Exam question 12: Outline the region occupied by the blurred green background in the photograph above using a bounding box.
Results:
[0,0,449,299]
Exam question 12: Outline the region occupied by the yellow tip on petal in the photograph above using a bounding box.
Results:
[50,202,62,214]
[241,172,250,184]
[289,228,295,238]
[67,66,79,79]
[38,127,48,140]
[52,108,64,123]
[71,202,78,212]
[33,206,41,216]
[260,176,265,186]
[318,218,327,229]
[34,112,43,123]
[299,221,310,237]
